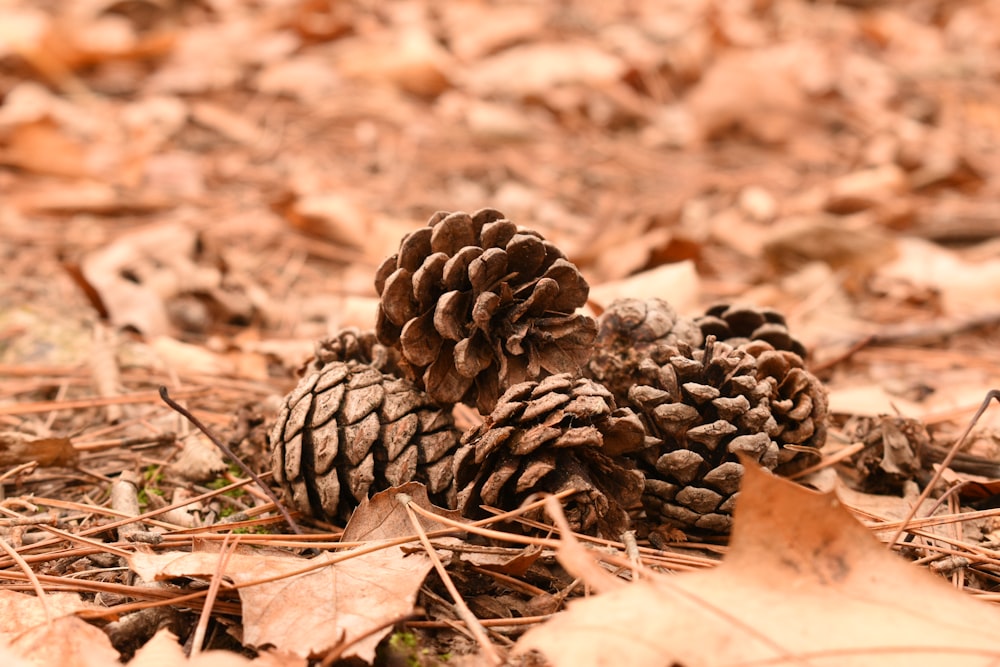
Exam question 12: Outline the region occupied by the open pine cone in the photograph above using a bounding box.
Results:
[695,303,808,359]
[308,327,402,376]
[627,337,827,534]
[587,298,703,404]
[454,374,648,537]
[271,360,460,524]
[374,208,597,414]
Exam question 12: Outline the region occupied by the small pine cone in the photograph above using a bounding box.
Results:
[309,327,402,376]
[454,374,648,537]
[587,298,703,404]
[695,303,808,359]
[271,360,460,524]
[628,337,827,534]
[745,339,828,462]
[374,208,597,414]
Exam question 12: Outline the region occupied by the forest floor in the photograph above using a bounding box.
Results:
[3,0,1000,665]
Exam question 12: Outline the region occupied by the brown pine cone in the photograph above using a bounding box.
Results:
[270,360,460,524]
[628,337,827,534]
[587,298,703,404]
[374,208,597,414]
[308,327,402,376]
[453,374,648,537]
[695,303,808,360]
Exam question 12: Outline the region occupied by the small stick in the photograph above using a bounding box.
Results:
[158,386,302,535]
[887,390,1000,550]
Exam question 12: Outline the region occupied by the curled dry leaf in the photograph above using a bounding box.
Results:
[514,462,1000,667]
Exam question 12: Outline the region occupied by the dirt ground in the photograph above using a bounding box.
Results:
[3,1,1000,665]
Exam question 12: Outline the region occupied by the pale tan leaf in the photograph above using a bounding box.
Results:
[342,481,465,542]
[0,590,95,640]
[827,384,923,418]
[461,42,625,96]
[588,261,700,315]
[10,616,119,667]
[128,544,432,662]
[0,433,76,467]
[514,463,1000,667]
[128,628,304,667]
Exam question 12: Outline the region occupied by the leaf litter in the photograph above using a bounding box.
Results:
[3,0,1000,664]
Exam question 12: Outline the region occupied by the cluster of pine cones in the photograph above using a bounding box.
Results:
[270,209,828,538]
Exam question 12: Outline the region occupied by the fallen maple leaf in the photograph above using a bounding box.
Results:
[513,463,1000,667]
[128,483,454,662]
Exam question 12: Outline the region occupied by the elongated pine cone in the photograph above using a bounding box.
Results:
[374,208,597,414]
[309,327,402,376]
[628,337,827,534]
[587,298,703,404]
[454,374,648,537]
[271,360,460,523]
[696,303,808,359]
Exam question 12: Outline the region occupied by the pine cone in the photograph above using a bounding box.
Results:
[309,327,402,376]
[271,360,460,524]
[628,337,827,534]
[453,374,648,537]
[374,208,597,414]
[696,303,808,359]
[587,298,703,404]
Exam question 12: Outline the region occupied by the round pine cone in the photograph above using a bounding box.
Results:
[309,327,402,376]
[271,360,460,524]
[454,374,648,537]
[628,337,827,534]
[587,298,703,404]
[696,303,808,359]
[374,208,597,414]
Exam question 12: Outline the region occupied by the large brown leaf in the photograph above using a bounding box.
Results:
[514,462,1000,666]
[128,484,455,662]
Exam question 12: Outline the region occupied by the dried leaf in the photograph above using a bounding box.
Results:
[9,616,119,667]
[589,261,700,315]
[461,42,625,96]
[128,485,457,662]
[0,433,76,467]
[128,628,303,667]
[128,545,431,663]
[514,463,1000,666]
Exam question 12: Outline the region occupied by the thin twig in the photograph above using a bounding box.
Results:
[158,386,302,535]
[887,390,1000,549]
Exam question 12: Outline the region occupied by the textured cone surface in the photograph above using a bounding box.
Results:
[309,327,402,376]
[271,360,460,523]
[628,337,827,534]
[696,303,808,360]
[374,208,597,414]
[587,298,703,404]
[454,374,648,537]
